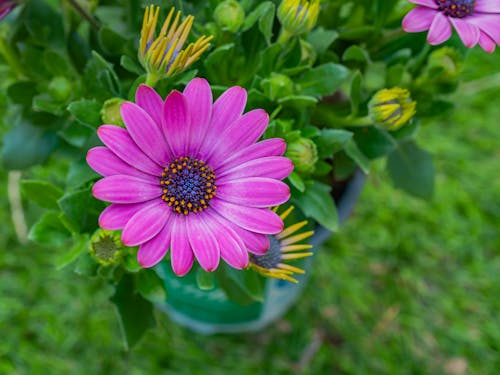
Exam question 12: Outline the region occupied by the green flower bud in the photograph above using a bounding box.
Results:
[214,0,245,33]
[261,73,294,101]
[278,0,320,36]
[286,137,318,174]
[48,76,72,102]
[89,229,124,266]
[368,87,416,131]
[419,47,464,93]
[101,97,125,127]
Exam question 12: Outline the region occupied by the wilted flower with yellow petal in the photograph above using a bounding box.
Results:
[89,229,124,266]
[250,206,314,283]
[139,5,213,86]
[277,0,320,42]
[368,87,416,131]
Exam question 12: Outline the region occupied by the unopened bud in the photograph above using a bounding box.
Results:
[261,73,294,101]
[89,229,124,266]
[286,137,318,174]
[369,87,416,131]
[278,0,320,36]
[101,97,125,126]
[214,0,245,33]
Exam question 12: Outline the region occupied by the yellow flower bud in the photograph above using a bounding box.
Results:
[368,88,416,131]
[277,0,320,36]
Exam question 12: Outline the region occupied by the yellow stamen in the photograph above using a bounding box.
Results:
[280,231,314,246]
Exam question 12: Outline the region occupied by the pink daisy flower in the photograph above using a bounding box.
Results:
[402,0,500,53]
[87,78,293,276]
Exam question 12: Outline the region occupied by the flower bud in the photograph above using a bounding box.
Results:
[286,137,318,174]
[48,76,72,102]
[368,87,416,131]
[278,0,320,36]
[214,0,245,33]
[101,97,125,127]
[420,47,463,93]
[261,73,294,101]
[89,229,124,266]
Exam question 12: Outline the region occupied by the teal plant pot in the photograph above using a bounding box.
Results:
[155,171,365,334]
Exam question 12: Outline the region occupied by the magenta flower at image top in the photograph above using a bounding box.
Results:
[87,78,293,276]
[0,0,17,20]
[403,0,500,53]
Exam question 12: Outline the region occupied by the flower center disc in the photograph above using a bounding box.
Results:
[250,236,282,269]
[435,0,475,18]
[160,156,217,215]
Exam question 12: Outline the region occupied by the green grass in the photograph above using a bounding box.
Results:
[1,49,499,374]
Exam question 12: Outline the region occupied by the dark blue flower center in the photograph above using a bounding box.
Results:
[435,0,475,18]
[250,235,281,269]
[160,157,216,215]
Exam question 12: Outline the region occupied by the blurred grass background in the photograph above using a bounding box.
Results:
[1,48,499,375]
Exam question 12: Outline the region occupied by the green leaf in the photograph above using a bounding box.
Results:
[58,187,105,233]
[288,171,306,192]
[84,51,120,101]
[111,274,155,350]
[307,27,338,55]
[258,3,275,45]
[315,129,353,158]
[278,95,318,109]
[353,126,396,159]
[20,179,63,210]
[58,122,96,148]
[7,81,37,107]
[67,99,102,128]
[98,27,128,55]
[24,1,64,47]
[66,159,99,189]
[386,140,435,199]
[214,267,255,305]
[28,212,71,246]
[2,121,58,170]
[135,269,167,304]
[296,63,350,98]
[74,252,99,277]
[294,181,339,232]
[120,55,144,76]
[43,50,74,77]
[55,235,88,270]
[223,266,264,303]
[342,45,371,64]
[242,1,274,31]
[344,139,370,174]
[196,268,215,290]
[33,94,64,115]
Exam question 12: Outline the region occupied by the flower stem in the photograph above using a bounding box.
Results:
[145,72,159,87]
[8,171,28,245]
[66,0,100,30]
[277,28,293,44]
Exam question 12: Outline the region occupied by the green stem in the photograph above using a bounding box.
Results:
[145,72,159,87]
[66,0,100,30]
[8,171,28,245]
[277,28,293,44]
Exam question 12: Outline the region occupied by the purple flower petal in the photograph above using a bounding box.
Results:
[468,14,500,45]
[208,109,269,166]
[402,6,436,32]
[183,78,213,156]
[217,156,294,183]
[210,199,283,234]
[135,84,164,127]
[199,86,247,159]
[204,210,249,269]
[92,175,161,203]
[121,102,171,165]
[224,218,270,255]
[122,201,171,246]
[162,90,190,158]
[478,31,496,53]
[170,215,194,276]
[475,0,500,13]
[217,178,290,208]
[427,12,453,45]
[97,125,162,176]
[138,224,172,267]
[186,214,220,272]
[215,138,286,171]
[98,201,154,230]
[450,18,480,47]
[408,0,438,8]
[87,146,156,181]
